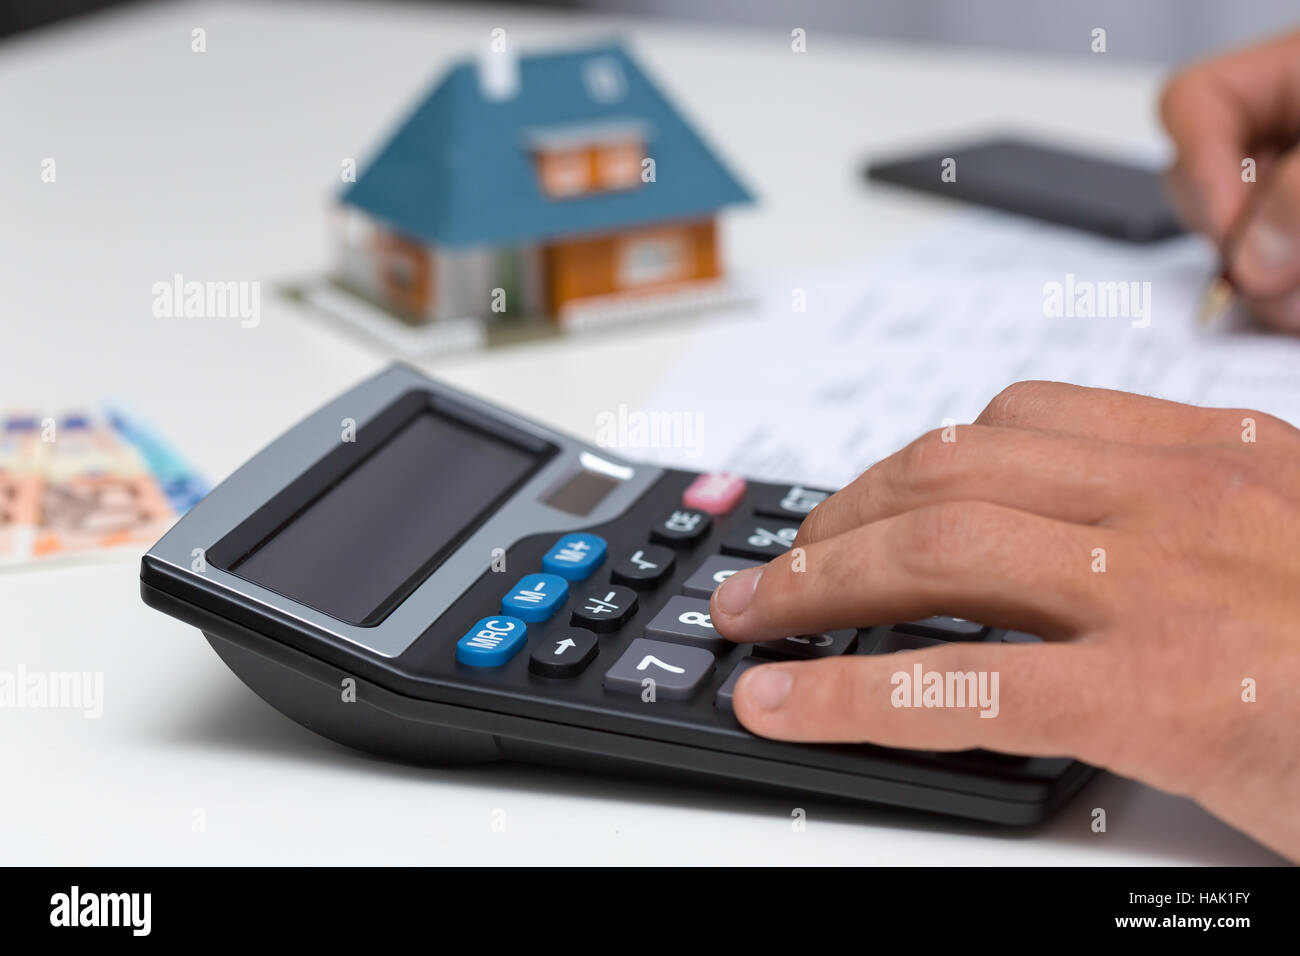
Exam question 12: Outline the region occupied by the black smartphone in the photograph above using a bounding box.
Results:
[866,135,1184,243]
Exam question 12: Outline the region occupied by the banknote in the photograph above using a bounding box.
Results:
[0,408,205,566]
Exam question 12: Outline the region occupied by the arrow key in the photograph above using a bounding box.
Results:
[529,629,598,678]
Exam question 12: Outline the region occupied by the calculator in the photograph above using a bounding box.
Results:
[140,364,1093,824]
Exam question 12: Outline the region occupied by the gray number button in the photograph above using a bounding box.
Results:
[604,638,716,700]
[646,596,728,653]
[752,629,858,660]
[715,658,766,711]
[682,554,761,598]
[897,616,987,640]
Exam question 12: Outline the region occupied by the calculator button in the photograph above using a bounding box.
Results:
[682,554,761,598]
[610,545,676,590]
[682,472,748,516]
[896,616,987,640]
[529,629,599,678]
[752,629,858,661]
[715,658,766,711]
[541,533,607,581]
[645,595,728,653]
[720,522,799,561]
[500,573,569,622]
[753,484,830,522]
[649,509,711,547]
[604,638,715,701]
[455,616,528,667]
[869,630,947,654]
[570,584,638,633]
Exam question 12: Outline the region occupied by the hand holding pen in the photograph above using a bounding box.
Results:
[1161,30,1300,331]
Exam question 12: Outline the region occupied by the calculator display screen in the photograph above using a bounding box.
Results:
[231,411,539,625]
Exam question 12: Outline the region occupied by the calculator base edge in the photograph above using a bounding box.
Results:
[146,579,1094,827]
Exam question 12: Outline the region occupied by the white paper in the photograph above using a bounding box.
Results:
[640,212,1300,488]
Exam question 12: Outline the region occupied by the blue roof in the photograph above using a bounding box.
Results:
[340,42,754,248]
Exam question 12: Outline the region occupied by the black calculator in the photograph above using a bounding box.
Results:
[140,364,1093,824]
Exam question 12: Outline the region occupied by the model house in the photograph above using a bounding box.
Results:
[336,41,753,326]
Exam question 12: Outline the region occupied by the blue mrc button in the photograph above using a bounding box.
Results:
[456,616,527,667]
[541,533,607,581]
[501,573,568,622]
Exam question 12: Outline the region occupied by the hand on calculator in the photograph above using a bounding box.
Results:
[711,381,1300,861]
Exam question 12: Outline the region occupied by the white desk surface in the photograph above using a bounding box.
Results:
[1,0,1283,864]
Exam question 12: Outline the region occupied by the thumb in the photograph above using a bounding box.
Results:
[1229,151,1300,327]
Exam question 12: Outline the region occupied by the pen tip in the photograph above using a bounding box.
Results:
[1198,276,1235,327]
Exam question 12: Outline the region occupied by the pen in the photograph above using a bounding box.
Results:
[1197,269,1236,326]
[1196,185,1263,328]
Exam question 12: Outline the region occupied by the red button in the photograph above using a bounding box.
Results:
[682,472,747,515]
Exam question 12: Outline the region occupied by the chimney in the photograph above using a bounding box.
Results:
[478,35,519,101]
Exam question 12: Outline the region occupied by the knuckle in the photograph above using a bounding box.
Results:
[896,429,952,481]
[976,380,1052,426]
[895,502,983,574]
[1256,410,1300,443]
[1253,410,1293,433]
[1217,408,1293,441]
[1175,449,1271,510]
[1198,449,1259,490]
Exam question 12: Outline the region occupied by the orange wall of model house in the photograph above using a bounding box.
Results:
[543,219,719,315]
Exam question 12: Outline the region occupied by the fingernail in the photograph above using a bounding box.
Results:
[743,667,793,711]
[1236,216,1295,288]
[714,565,762,616]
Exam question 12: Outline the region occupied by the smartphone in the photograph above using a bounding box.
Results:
[866,135,1184,242]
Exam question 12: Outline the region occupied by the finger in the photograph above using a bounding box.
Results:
[975,380,1288,446]
[1160,30,1300,242]
[712,501,1112,642]
[1229,151,1300,326]
[1240,285,1300,335]
[793,423,1140,549]
[1160,72,1254,240]
[731,642,1116,765]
